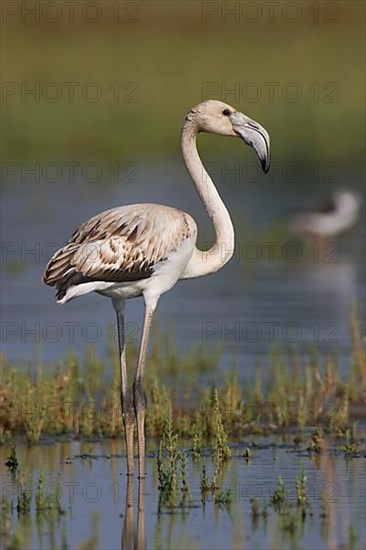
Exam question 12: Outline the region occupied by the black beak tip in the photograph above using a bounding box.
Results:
[262,159,270,174]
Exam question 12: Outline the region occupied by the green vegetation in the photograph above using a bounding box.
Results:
[248,469,311,537]
[156,411,181,508]
[342,426,361,459]
[270,476,287,509]
[4,446,18,473]
[1,462,64,550]
[2,2,365,171]
[0,308,364,445]
[296,468,308,508]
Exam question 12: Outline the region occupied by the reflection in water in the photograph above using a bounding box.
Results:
[294,260,358,302]
[121,478,145,550]
[1,440,365,550]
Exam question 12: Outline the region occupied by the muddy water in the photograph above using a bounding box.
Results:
[1,165,365,387]
[1,436,365,550]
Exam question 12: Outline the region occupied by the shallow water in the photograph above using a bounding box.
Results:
[1,437,365,550]
[1,163,365,385]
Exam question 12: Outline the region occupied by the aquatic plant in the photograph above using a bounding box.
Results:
[307,427,324,455]
[156,410,191,510]
[4,445,18,473]
[270,477,287,509]
[242,447,252,460]
[295,468,308,509]
[250,497,260,518]
[191,427,202,461]
[208,388,231,463]
[342,427,360,459]
[16,482,31,516]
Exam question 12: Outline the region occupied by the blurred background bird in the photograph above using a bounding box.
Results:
[289,189,362,247]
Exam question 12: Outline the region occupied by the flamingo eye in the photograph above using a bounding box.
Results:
[222,109,231,116]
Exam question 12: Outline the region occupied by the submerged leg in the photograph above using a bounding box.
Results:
[114,301,135,476]
[133,300,155,479]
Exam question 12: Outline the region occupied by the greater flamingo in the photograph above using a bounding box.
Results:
[290,190,362,246]
[43,100,270,478]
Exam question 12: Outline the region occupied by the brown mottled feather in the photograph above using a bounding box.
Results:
[43,203,197,298]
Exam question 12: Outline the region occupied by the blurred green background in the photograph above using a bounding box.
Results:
[2,0,365,174]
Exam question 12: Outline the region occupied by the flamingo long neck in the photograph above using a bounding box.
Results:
[180,120,235,279]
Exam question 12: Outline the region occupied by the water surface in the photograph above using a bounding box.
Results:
[1,437,365,550]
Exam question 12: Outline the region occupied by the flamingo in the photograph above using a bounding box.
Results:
[43,100,270,478]
[290,190,362,247]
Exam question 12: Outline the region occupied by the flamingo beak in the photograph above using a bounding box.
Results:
[229,112,270,174]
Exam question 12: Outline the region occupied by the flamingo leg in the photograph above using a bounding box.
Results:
[133,302,155,479]
[115,303,135,476]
